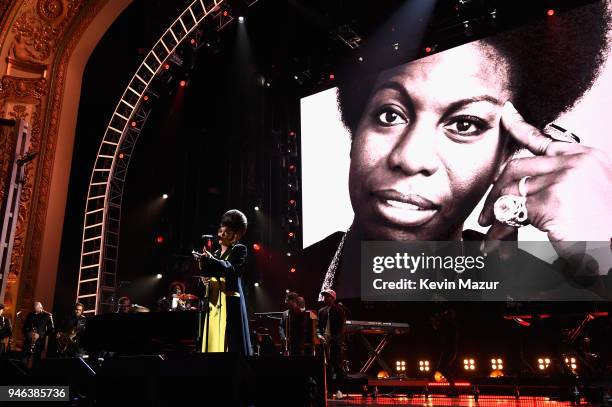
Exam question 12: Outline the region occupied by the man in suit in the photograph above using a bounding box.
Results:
[22,301,54,368]
[0,304,12,354]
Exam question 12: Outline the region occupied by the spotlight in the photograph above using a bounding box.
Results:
[329,73,335,80]
[288,165,296,172]
[393,42,399,51]
[288,232,295,239]
[179,80,186,87]
[537,357,551,371]
[156,273,163,279]
[418,360,430,373]
[293,75,299,80]
[490,358,503,371]
[395,360,407,373]
[163,63,170,70]
[238,16,245,23]
[290,267,296,273]
[564,356,578,371]
[288,131,296,137]
[119,153,125,159]
[254,206,260,211]
[254,282,259,287]
[162,193,169,199]
[286,252,292,257]
[547,9,555,16]
[288,219,293,223]
[156,236,164,244]
[425,46,432,53]
[288,199,296,206]
[190,38,196,45]
[143,95,149,101]
[252,243,261,252]
[463,358,476,371]
[131,121,137,128]
[358,56,363,62]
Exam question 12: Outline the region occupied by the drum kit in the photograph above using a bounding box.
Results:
[158,293,200,311]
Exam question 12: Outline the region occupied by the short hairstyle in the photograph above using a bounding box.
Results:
[337,2,610,135]
[221,209,248,237]
[75,302,84,309]
[285,291,299,303]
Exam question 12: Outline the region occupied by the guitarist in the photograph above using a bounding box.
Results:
[56,303,87,357]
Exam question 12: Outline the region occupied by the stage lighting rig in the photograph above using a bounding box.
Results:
[333,24,363,50]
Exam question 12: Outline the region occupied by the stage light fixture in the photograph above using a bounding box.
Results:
[156,236,164,244]
[463,358,476,371]
[254,206,260,211]
[290,267,296,273]
[162,194,169,199]
[547,9,555,16]
[537,357,551,371]
[288,164,296,172]
[119,153,125,159]
[288,232,295,238]
[254,282,259,287]
[564,356,577,371]
[238,16,245,23]
[286,252,292,257]
[179,80,186,87]
[395,360,406,372]
[163,63,170,70]
[190,38,196,45]
[252,243,261,252]
[288,131,296,137]
[288,199,296,205]
[131,121,137,128]
[491,358,503,370]
[418,360,430,372]
[143,95,149,101]
[329,73,335,80]
[425,46,432,53]
[358,56,363,62]
[393,42,399,51]
[156,273,163,279]
[293,75,299,80]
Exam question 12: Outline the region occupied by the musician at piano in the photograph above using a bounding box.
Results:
[299,3,612,301]
[0,303,13,354]
[55,302,87,357]
[22,301,54,368]
[197,209,252,355]
[318,289,347,399]
[116,296,132,313]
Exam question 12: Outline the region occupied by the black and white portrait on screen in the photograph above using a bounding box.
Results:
[298,1,612,301]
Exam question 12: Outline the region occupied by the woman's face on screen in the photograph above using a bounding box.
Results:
[349,42,513,240]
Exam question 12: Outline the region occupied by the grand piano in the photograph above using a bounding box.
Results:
[81,311,200,355]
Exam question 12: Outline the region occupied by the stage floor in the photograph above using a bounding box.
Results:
[328,395,593,406]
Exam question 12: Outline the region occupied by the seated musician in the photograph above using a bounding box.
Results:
[116,296,132,313]
[0,304,12,354]
[198,209,252,355]
[318,289,347,399]
[158,282,187,311]
[56,302,87,357]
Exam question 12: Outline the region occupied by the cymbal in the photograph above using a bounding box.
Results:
[179,294,199,301]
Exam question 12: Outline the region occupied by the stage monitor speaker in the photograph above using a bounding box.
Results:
[247,355,326,406]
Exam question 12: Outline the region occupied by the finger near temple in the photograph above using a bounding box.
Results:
[479,172,557,226]
[501,102,589,156]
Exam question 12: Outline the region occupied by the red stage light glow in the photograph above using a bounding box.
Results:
[329,73,335,80]
[156,236,164,244]
[131,121,137,127]
[119,153,124,159]
[425,47,432,53]
[143,95,149,101]
[288,131,296,137]
[290,267,296,273]
[190,38,196,45]
[252,243,261,251]
[288,199,296,205]
[547,9,555,16]
[179,80,186,87]
[163,63,170,70]
[223,10,228,17]
[288,165,296,172]
[288,232,295,238]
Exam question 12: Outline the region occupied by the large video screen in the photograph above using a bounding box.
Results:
[301,7,612,248]
[299,3,612,301]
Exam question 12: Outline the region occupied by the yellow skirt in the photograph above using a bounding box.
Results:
[202,277,227,352]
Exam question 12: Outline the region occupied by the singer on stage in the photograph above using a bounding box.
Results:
[198,209,252,355]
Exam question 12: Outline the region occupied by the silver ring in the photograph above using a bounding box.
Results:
[542,123,580,144]
[518,175,531,198]
[494,194,529,228]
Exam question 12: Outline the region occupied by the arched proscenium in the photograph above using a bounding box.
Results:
[77,0,229,315]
